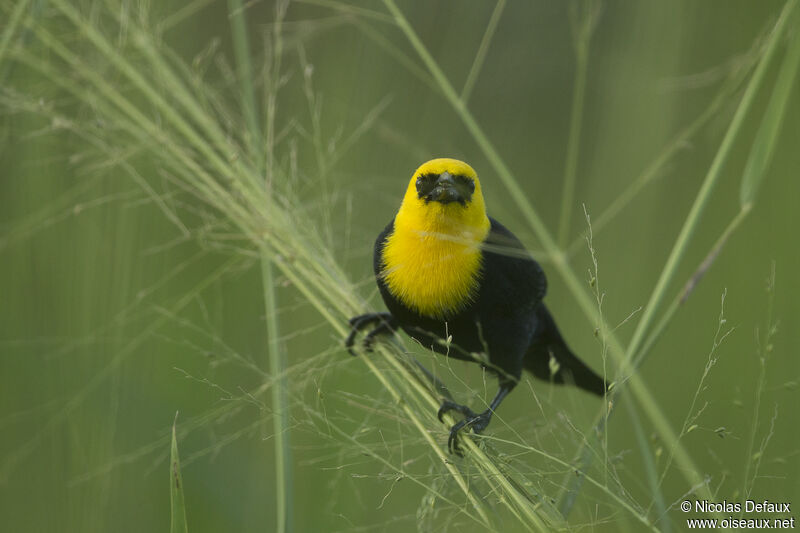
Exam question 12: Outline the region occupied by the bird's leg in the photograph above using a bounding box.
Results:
[345,312,397,355]
[445,379,516,455]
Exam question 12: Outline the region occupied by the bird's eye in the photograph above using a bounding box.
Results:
[415,174,437,197]
[455,176,475,194]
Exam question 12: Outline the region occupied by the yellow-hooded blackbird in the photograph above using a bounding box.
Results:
[347,158,606,453]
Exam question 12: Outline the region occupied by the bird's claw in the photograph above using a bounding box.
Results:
[437,399,477,422]
[446,411,491,456]
[362,335,377,353]
[437,399,492,455]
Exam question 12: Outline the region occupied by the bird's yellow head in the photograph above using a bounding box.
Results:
[395,158,490,236]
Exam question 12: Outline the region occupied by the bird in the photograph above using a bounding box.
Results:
[346,158,606,454]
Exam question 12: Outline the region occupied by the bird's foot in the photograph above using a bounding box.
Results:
[447,410,492,456]
[345,313,396,356]
[437,399,477,422]
[438,400,493,455]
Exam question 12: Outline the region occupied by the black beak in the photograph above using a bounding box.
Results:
[426,172,465,205]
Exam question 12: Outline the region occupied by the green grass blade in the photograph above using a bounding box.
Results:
[740,14,800,207]
[632,205,751,372]
[228,0,263,168]
[625,400,669,533]
[170,415,188,533]
[557,0,599,248]
[227,2,293,532]
[262,250,293,533]
[460,0,506,104]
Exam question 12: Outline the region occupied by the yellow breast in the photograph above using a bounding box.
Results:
[381,206,488,318]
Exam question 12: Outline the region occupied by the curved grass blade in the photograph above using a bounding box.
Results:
[170,414,188,533]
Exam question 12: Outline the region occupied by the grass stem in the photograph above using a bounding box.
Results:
[460,0,505,105]
[557,0,597,248]
[228,1,292,531]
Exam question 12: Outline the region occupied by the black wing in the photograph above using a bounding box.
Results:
[482,217,547,307]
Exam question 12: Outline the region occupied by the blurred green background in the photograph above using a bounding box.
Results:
[1,1,799,531]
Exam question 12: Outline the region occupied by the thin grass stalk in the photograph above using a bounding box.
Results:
[265,2,289,186]
[227,2,292,532]
[228,0,262,164]
[740,8,800,207]
[352,20,439,93]
[301,408,493,529]
[634,206,751,372]
[741,264,776,504]
[625,400,669,533]
[651,291,732,504]
[261,252,291,533]
[481,434,655,530]
[460,0,505,104]
[557,0,597,248]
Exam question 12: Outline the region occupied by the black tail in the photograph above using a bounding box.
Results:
[524,304,607,396]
